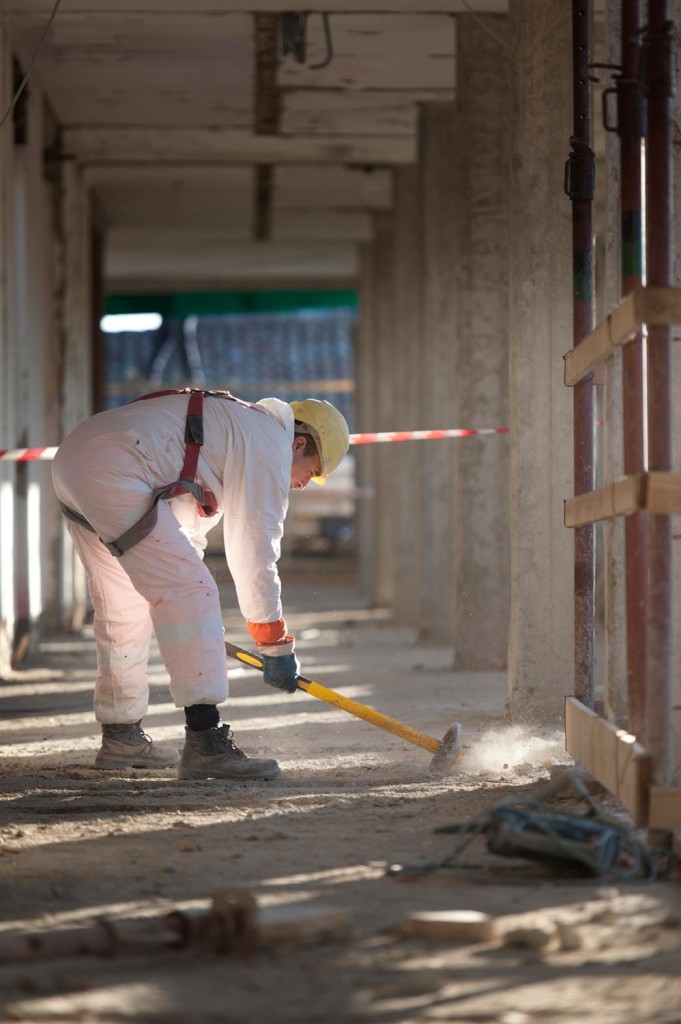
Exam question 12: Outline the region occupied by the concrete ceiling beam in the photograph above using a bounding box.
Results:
[86,164,393,211]
[64,128,416,165]
[107,210,374,244]
[105,239,359,290]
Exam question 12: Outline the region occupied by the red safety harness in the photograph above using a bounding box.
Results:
[60,388,266,557]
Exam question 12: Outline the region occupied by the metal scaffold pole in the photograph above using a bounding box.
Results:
[644,0,674,784]
[619,0,648,738]
[567,0,596,707]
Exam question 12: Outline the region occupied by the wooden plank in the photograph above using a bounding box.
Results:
[399,911,497,943]
[565,697,650,823]
[63,128,417,166]
[564,474,642,528]
[565,471,681,526]
[648,786,681,829]
[565,698,619,799]
[564,291,638,385]
[643,471,681,515]
[636,285,681,327]
[564,286,681,385]
[617,731,651,821]
[258,904,351,944]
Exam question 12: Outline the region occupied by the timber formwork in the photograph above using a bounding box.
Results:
[564,0,680,832]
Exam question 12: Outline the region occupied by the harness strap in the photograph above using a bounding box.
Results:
[60,388,266,557]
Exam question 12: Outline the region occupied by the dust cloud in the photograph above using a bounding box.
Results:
[462,725,568,774]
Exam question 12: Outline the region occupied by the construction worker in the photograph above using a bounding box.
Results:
[52,390,350,781]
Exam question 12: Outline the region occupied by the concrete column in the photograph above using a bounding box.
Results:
[0,15,14,675]
[507,0,574,723]
[356,242,378,602]
[59,161,94,628]
[392,166,423,626]
[452,14,510,669]
[39,156,66,631]
[371,211,398,609]
[11,83,53,657]
[418,103,459,643]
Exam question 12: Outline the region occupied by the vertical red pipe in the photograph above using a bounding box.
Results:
[644,0,673,784]
[619,0,648,738]
[570,0,595,707]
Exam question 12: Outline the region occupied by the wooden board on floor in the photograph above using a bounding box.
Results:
[564,697,650,824]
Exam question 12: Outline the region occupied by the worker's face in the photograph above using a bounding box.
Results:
[290,436,321,490]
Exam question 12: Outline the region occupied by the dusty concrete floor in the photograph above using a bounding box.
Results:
[0,556,680,1023]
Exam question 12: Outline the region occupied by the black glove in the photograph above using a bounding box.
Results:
[262,652,300,694]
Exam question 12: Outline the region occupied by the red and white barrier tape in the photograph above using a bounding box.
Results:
[349,427,509,445]
[0,429,508,462]
[0,447,58,462]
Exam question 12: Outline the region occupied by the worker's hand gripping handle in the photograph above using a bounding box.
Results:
[224,640,320,698]
[224,640,441,754]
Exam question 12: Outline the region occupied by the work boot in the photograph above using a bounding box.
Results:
[94,721,180,770]
[177,724,281,781]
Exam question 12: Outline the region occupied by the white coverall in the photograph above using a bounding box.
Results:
[52,393,294,724]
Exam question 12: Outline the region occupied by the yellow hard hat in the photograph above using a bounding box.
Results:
[290,398,350,485]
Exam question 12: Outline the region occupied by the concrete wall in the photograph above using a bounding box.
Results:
[369,211,400,611]
[452,14,510,669]
[506,0,574,723]
[0,16,15,675]
[58,162,94,629]
[418,102,459,643]
[392,165,423,627]
[0,25,95,672]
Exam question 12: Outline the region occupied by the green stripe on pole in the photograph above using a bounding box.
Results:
[621,211,643,278]
[106,290,358,317]
[572,251,593,302]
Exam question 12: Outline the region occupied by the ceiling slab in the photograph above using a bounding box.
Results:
[96,176,254,231]
[271,210,373,241]
[0,0,495,288]
[12,12,254,126]
[273,166,393,209]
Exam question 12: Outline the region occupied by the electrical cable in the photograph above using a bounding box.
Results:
[0,0,62,131]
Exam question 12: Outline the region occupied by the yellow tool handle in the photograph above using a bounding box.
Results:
[225,640,439,755]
